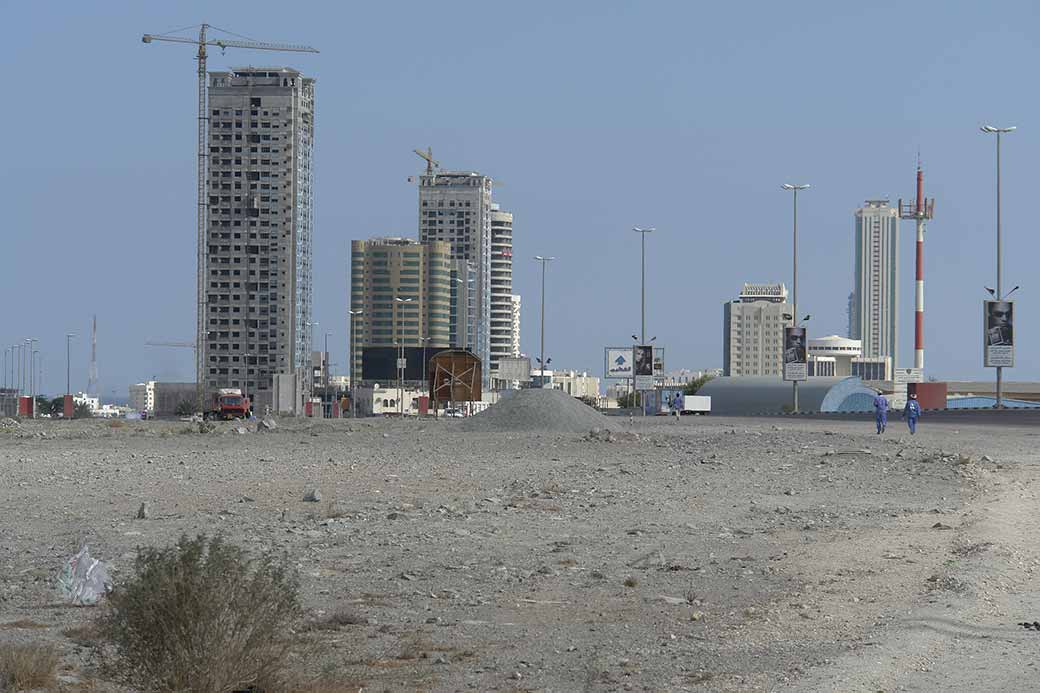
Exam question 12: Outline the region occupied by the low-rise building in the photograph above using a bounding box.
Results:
[73,392,100,413]
[128,382,197,417]
[807,335,862,376]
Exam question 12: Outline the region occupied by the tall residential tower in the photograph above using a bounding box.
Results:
[204,67,315,409]
[489,204,516,374]
[419,171,494,379]
[851,200,898,377]
[349,238,452,382]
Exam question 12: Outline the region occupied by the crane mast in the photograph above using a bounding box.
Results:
[142,24,318,411]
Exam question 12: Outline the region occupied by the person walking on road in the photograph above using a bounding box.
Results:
[902,393,922,435]
[672,392,683,420]
[872,390,889,434]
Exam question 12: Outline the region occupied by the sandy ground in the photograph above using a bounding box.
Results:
[0,413,1038,692]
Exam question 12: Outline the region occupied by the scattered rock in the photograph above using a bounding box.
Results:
[689,610,705,622]
[303,489,322,503]
[931,522,953,530]
[135,502,149,520]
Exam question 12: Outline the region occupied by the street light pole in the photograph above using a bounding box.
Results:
[534,256,555,387]
[323,331,331,418]
[349,309,363,418]
[632,228,654,414]
[394,297,414,416]
[27,338,38,418]
[782,184,810,413]
[981,125,1015,409]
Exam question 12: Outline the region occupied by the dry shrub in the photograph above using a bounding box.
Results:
[0,642,60,690]
[107,419,125,429]
[97,534,300,693]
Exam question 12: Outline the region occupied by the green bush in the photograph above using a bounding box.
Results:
[98,534,300,693]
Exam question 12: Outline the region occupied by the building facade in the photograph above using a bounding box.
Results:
[129,381,198,417]
[851,200,899,370]
[204,67,316,410]
[807,335,862,377]
[723,283,791,377]
[418,171,494,380]
[349,237,452,382]
[489,205,515,374]
[511,294,522,358]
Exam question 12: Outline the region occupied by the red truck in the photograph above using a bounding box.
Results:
[205,388,252,421]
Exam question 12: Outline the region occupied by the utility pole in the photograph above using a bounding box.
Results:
[349,309,363,418]
[632,228,654,414]
[394,298,413,416]
[981,125,1016,409]
[782,184,810,413]
[27,339,37,418]
[142,24,318,410]
[534,256,555,387]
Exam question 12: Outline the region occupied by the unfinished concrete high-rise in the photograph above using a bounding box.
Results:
[418,171,493,383]
[204,67,315,410]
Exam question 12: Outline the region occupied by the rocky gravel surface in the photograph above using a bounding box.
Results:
[0,412,1036,691]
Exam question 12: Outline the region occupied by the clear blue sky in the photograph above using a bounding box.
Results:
[2,1,1038,399]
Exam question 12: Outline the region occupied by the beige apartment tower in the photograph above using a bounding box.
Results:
[723,283,791,377]
[350,238,452,381]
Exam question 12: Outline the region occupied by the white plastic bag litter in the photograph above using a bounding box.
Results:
[56,545,111,606]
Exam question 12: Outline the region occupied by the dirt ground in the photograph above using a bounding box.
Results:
[1,412,1038,692]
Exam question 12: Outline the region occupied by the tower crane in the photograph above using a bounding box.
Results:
[414,147,440,176]
[142,24,318,409]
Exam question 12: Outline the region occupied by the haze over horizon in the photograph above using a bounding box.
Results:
[3,1,1038,398]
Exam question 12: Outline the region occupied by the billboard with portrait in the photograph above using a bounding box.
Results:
[633,345,654,390]
[782,326,807,381]
[984,300,1014,367]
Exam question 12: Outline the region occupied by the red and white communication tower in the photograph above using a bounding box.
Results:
[899,162,936,371]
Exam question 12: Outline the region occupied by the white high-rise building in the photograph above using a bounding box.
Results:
[204,67,316,410]
[419,171,493,382]
[851,200,898,377]
[723,283,790,377]
[489,205,514,374]
[511,294,521,358]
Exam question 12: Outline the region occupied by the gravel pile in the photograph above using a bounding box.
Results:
[459,387,614,433]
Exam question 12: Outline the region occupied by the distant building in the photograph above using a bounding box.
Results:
[550,370,600,399]
[350,237,453,382]
[807,335,862,377]
[807,356,836,377]
[128,382,197,416]
[489,205,515,375]
[419,170,495,379]
[723,283,791,377]
[310,351,330,391]
[851,200,899,369]
[511,294,522,358]
[73,392,100,413]
[204,67,317,410]
[355,384,424,417]
[851,356,892,382]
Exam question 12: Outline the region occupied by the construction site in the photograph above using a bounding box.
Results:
[3,389,1040,690]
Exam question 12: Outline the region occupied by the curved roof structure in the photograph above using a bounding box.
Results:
[698,376,877,415]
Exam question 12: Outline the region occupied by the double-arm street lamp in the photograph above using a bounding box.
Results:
[782,184,810,412]
[980,125,1016,409]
